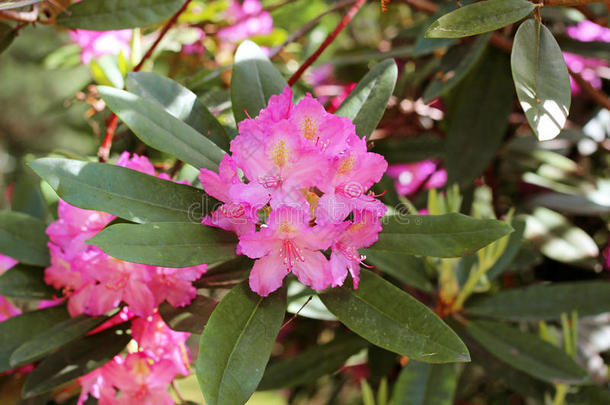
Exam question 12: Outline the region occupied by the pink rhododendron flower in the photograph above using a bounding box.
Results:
[46,152,206,317]
[200,86,388,296]
[386,160,447,196]
[69,29,132,65]
[217,0,273,43]
[0,253,17,273]
[0,254,19,322]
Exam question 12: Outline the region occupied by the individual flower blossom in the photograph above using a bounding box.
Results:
[217,0,273,43]
[69,29,132,65]
[386,160,447,196]
[0,254,19,322]
[200,86,388,296]
[0,253,17,273]
[45,152,206,317]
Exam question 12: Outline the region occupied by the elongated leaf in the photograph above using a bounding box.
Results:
[0,211,49,266]
[566,386,610,405]
[425,0,535,38]
[512,19,571,141]
[56,0,184,30]
[0,265,57,300]
[159,294,218,334]
[259,334,367,390]
[231,40,287,123]
[422,33,490,103]
[194,256,253,289]
[10,314,111,367]
[466,281,610,320]
[362,250,434,293]
[371,135,444,164]
[391,361,457,405]
[368,213,513,258]
[0,306,70,373]
[413,3,460,57]
[88,222,237,267]
[0,23,15,54]
[23,323,131,398]
[197,282,286,405]
[445,48,514,185]
[320,270,469,363]
[463,320,589,384]
[335,59,397,139]
[29,158,214,223]
[486,218,525,280]
[126,72,231,151]
[99,86,225,170]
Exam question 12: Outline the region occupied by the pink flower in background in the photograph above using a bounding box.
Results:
[69,29,132,65]
[200,86,388,296]
[386,160,447,196]
[603,242,610,271]
[0,254,17,273]
[563,21,610,94]
[217,0,273,43]
[0,254,19,322]
[182,27,206,55]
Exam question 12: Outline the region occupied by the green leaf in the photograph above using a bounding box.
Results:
[194,256,253,289]
[445,48,514,186]
[362,250,434,293]
[90,56,124,88]
[320,270,470,364]
[10,314,111,367]
[0,23,16,54]
[368,213,513,258]
[0,211,49,267]
[412,3,460,57]
[422,33,490,103]
[0,264,57,300]
[486,218,526,280]
[88,222,237,267]
[463,319,589,384]
[466,281,610,321]
[425,0,536,38]
[196,282,286,405]
[0,306,70,373]
[159,294,218,334]
[566,386,610,405]
[126,72,231,151]
[231,40,288,123]
[335,59,398,139]
[56,0,184,30]
[23,322,131,398]
[98,86,225,170]
[512,19,571,141]
[371,135,444,164]
[258,334,367,390]
[391,361,457,405]
[29,158,213,224]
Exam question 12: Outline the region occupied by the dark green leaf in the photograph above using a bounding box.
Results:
[566,386,610,405]
[335,59,397,139]
[0,306,70,373]
[371,135,444,164]
[11,167,47,220]
[0,23,16,54]
[487,218,526,280]
[258,334,367,390]
[197,282,286,405]
[412,3,460,57]
[557,36,610,60]
[88,222,237,267]
[369,213,513,258]
[463,319,589,384]
[466,281,610,320]
[194,256,253,289]
[391,361,457,405]
[362,250,434,293]
[99,86,226,170]
[159,294,218,334]
[512,19,571,141]
[10,314,111,367]
[29,158,213,223]
[422,33,490,103]
[0,265,57,300]
[126,72,231,151]
[56,0,184,30]
[0,211,49,267]
[23,323,131,397]
[231,40,287,123]
[425,0,536,38]
[445,48,514,186]
[320,270,470,363]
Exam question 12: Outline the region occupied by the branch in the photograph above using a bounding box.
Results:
[287,0,368,86]
[0,4,38,22]
[544,0,604,5]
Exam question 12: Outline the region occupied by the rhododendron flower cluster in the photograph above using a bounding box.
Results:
[199,87,388,296]
[217,0,273,43]
[387,160,447,196]
[69,29,132,65]
[45,152,206,317]
[77,313,190,405]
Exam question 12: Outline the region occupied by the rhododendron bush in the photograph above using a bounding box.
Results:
[1,0,610,404]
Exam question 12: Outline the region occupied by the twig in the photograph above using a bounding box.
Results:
[569,67,610,110]
[287,0,368,86]
[264,0,300,12]
[269,0,356,59]
[280,296,312,330]
[0,4,38,22]
[98,0,193,162]
[544,0,604,5]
